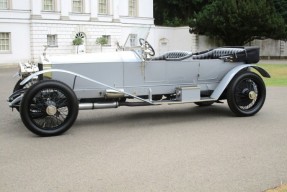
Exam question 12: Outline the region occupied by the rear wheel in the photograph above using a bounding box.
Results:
[20,80,79,136]
[227,72,266,116]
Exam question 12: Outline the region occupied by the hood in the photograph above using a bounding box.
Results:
[40,51,142,65]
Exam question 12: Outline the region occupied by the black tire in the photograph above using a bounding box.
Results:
[20,80,79,136]
[194,101,214,107]
[227,72,266,117]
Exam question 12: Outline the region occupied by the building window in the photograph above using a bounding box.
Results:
[0,0,9,9]
[128,0,137,17]
[75,32,85,39]
[98,0,108,14]
[72,0,83,13]
[43,0,55,11]
[47,34,58,47]
[129,34,137,47]
[0,32,10,52]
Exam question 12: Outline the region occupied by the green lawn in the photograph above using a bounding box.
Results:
[265,184,287,192]
[257,64,287,86]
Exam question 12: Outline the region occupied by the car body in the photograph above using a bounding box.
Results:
[8,38,270,136]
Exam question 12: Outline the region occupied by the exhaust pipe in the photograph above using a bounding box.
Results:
[105,89,125,99]
[79,102,119,110]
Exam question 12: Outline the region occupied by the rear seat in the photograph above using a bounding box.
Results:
[192,48,245,60]
[152,47,259,64]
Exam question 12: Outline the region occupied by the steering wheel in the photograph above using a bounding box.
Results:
[139,38,155,56]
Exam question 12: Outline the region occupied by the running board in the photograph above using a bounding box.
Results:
[155,97,217,105]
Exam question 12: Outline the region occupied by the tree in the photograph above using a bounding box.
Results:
[272,0,287,22]
[96,36,108,52]
[191,0,287,45]
[72,37,83,46]
[72,37,84,54]
[154,0,210,26]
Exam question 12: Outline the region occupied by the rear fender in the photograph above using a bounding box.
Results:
[211,65,270,100]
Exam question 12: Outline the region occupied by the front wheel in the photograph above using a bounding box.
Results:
[227,72,266,117]
[20,80,79,136]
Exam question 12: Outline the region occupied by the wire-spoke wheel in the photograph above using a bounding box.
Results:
[227,72,266,116]
[20,80,78,136]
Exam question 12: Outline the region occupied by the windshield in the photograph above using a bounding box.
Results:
[121,26,151,50]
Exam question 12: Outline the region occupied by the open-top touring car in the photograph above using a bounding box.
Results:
[8,36,270,136]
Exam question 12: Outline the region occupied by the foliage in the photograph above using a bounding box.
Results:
[96,36,108,46]
[72,37,83,46]
[154,0,210,26]
[154,0,287,45]
[272,0,287,22]
[96,36,108,52]
[191,0,287,45]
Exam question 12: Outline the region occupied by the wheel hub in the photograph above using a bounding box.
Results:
[249,91,257,100]
[46,105,57,116]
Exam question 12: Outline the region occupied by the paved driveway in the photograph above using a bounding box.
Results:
[0,67,287,192]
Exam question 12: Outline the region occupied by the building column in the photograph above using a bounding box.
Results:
[90,0,98,21]
[30,0,42,19]
[61,0,70,20]
[113,0,120,22]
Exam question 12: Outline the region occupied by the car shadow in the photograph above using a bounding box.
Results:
[74,104,233,129]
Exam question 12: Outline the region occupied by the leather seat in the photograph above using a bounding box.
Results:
[192,48,245,59]
[152,51,192,61]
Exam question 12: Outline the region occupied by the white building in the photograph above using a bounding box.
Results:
[0,0,156,64]
[1,1,285,65]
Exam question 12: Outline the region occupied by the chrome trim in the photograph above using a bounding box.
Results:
[9,94,23,107]
[79,102,119,110]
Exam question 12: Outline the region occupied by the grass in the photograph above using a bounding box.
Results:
[257,64,287,86]
[265,184,287,192]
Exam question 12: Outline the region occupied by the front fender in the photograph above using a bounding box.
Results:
[211,65,270,100]
[20,69,154,104]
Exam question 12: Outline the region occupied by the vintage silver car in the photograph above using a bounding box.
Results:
[8,38,270,136]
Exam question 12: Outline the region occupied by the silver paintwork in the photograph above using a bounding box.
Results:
[14,48,270,107]
[20,69,154,104]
